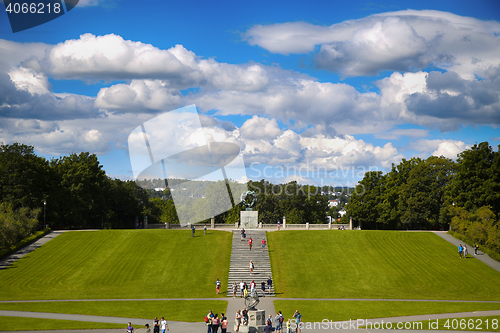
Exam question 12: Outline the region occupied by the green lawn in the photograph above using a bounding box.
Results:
[268,230,500,300]
[273,300,500,323]
[0,300,227,322]
[0,317,124,331]
[0,229,232,300]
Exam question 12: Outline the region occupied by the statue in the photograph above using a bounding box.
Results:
[240,191,257,210]
[244,291,260,310]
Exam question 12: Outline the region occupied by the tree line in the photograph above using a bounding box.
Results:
[347,142,500,253]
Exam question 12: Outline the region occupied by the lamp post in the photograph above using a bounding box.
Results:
[43,200,46,229]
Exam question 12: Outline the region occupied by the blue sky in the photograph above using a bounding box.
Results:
[1,0,499,186]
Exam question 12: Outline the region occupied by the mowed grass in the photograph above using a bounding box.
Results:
[0,230,232,300]
[0,317,124,331]
[273,300,500,323]
[268,230,500,300]
[0,300,227,322]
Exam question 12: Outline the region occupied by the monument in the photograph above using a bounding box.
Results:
[235,293,266,333]
[240,191,258,229]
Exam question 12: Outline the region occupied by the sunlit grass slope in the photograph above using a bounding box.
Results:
[0,229,232,300]
[268,230,500,300]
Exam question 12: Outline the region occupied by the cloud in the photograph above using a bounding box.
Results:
[408,139,470,159]
[244,10,500,78]
[240,116,282,140]
[95,80,182,112]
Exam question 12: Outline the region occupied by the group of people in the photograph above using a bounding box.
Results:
[205,310,228,333]
[235,308,301,333]
[458,243,479,258]
[230,277,273,298]
[126,316,168,333]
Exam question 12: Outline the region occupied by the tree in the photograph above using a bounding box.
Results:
[449,142,500,215]
[51,152,108,229]
[347,171,385,229]
[398,156,455,229]
[0,202,40,251]
[0,143,51,216]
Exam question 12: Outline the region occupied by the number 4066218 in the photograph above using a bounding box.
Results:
[443,318,498,330]
[5,2,61,14]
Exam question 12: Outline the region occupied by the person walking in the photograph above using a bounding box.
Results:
[250,279,256,296]
[277,221,280,230]
[204,223,207,235]
[464,245,468,259]
[249,260,254,274]
[458,244,463,259]
[261,280,266,296]
[474,242,479,255]
[286,319,291,333]
[153,317,160,333]
[267,276,273,295]
[278,311,284,332]
[239,280,245,298]
[191,224,195,238]
[215,278,221,294]
[232,282,237,298]
[248,237,253,250]
[160,316,169,333]
[262,238,266,251]
[235,310,242,333]
[127,322,134,333]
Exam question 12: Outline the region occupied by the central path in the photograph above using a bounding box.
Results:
[226,229,275,297]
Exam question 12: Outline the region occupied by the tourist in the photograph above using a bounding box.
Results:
[262,238,266,251]
[261,280,266,296]
[239,280,245,298]
[278,311,284,332]
[241,228,246,241]
[160,316,169,333]
[221,316,228,333]
[191,224,195,237]
[248,237,253,250]
[204,223,207,235]
[205,312,212,333]
[127,322,134,333]
[293,310,302,333]
[232,282,237,298]
[153,317,160,333]
[266,314,272,326]
[215,278,221,294]
[212,314,220,333]
[277,220,280,230]
[250,279,256,296]
[235,310,242,332]
[286,319,291,333]
[249,260,254,274]
[458,244,463,258]
[474,242,479,255]
[464,245,468,259]
[274,313,281,332]
[243,282,248,298]
[264,323,272,333]
[145,323,151,333]
[242,307,248,325]
[267,276,273,294]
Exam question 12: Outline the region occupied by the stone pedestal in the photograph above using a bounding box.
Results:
[234,309,266,333]
[241,211,258,229]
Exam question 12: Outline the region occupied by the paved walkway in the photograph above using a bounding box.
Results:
[432,231,500,272]
[0,231,65,270]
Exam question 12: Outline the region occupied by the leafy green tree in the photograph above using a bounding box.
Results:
[51,152,108,229]
[398,156,455,229]
[0,202,40,251]
[449,142,500,215]
[0,143,51,215]
[347,171,385,229]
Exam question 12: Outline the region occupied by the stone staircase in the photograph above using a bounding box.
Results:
[227,229,275,297]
